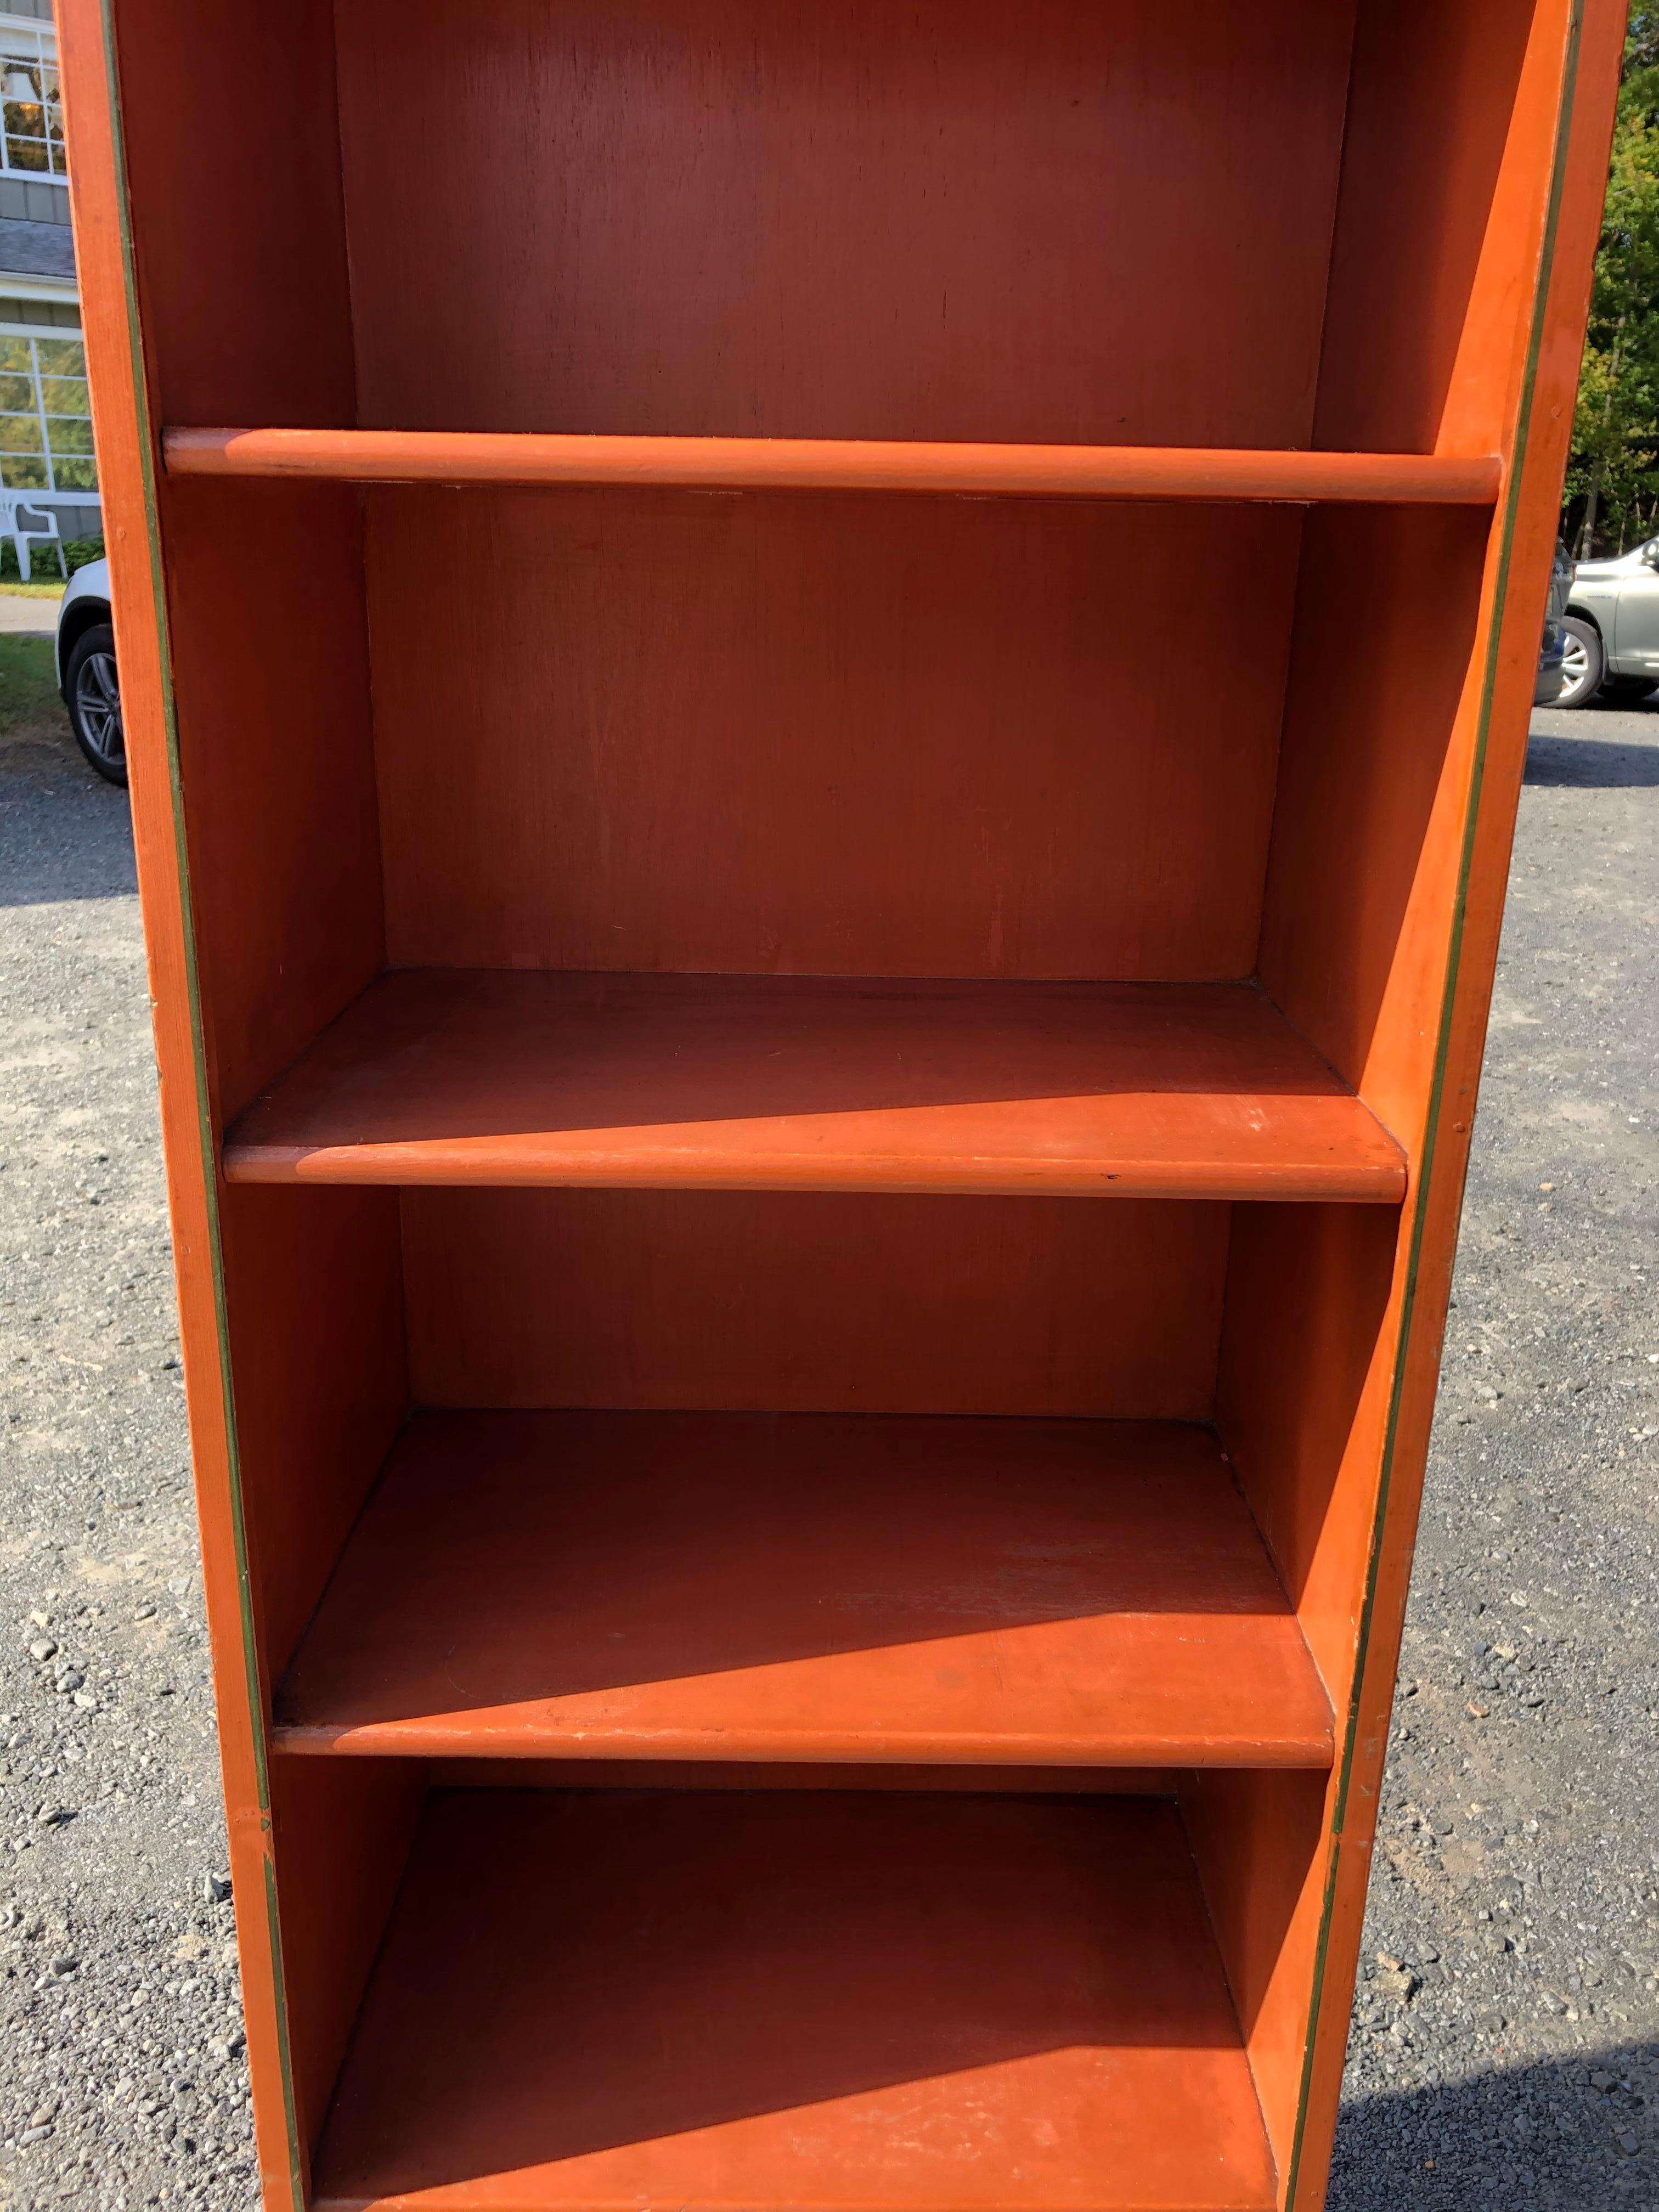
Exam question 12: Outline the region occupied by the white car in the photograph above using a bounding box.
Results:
[54,555,123,784]
[1559,538,1659,709]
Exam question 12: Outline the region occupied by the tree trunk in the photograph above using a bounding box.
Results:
[1579,317,1627,558]
[1578,455,1604,558]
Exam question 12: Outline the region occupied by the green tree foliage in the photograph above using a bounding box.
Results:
[1565,15,1659,555]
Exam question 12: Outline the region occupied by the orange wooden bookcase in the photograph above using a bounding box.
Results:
[58,4,1623,2208]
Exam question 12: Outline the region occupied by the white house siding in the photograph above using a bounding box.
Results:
[0,5,98,551]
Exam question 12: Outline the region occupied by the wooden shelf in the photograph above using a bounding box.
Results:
[310,1788,1278,2212]
[272,1412,1332,1769]
[164,424,1500,505]
[223,970,1406,1201]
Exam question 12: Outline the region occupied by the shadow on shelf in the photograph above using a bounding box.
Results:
[309,1789,1276,2207]
[272,1412,1331,1755]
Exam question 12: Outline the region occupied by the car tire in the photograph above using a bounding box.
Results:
[1598,673,1657,704]
[64,623,126,786]
[1556,615,1604,709]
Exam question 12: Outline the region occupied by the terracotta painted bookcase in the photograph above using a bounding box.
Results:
[59,3,1622,2207]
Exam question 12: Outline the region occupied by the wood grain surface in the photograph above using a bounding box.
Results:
[273,1412,1333,1768]
[224,970,1407,1201]
[163,427,1503,504]
[362,491,1302,982]
[333,0,1355,450]
[399,1187,1232,1419]
[311,1791,1278,2211]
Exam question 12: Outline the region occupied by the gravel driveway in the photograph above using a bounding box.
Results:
[0,656,1654,2211]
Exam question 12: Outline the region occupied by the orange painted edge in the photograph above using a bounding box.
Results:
[54,4,307,2208]
[221,1144,1408,1203]
[1282,3,1626,2205]
[270,1724,1335,1769]
[162,424,1504,504]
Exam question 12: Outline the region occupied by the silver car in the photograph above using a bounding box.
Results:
[55,554,122,784]
[1560,539,1659,708]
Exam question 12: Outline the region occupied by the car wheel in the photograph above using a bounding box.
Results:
[64,623,126,785]
[1556,616,1603,709]
[1598,673,1657,703]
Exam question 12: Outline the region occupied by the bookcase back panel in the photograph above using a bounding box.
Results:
[400,1189,1230,1419]
[368,489,1301,980]
[334,0,1355,447]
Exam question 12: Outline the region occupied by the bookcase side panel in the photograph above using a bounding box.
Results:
[1215,1203,1402,1701]
[1254,500,1493,1133]
[1180,1767,1331,2187]
[54,7,371,2205]
[159,479,384,1123]
[1288,6,1628,2200]
[267,1758,426,2168]
[104,0,357,427]
[219,1185,408,1685]
[77,13,393,2206]
[1207,1206,1407,2192]
[1312,0,1539,456]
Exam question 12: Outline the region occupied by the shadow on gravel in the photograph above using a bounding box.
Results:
[1328,2039,1656,2209]
[0,727,135,906]
[1524,735,1659,787]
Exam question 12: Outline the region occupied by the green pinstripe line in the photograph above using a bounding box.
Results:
[93,4,306,2203]
[1281,6,1587,2205]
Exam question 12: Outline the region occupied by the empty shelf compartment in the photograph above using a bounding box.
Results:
[273,1412,1333,1768]
[224,970,1406,1202]
[310,1787,1278,2211]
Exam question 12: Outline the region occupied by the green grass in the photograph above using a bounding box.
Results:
[0,579,67,600]
[0,631,66,737]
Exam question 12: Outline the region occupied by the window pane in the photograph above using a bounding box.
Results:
[0,319,95,494]
[39,376,89,415]
[0,411,44,454]
[0,40,59,176]
[46,416,93,458]
[5,146,49,174]
[33,339,83,377]
[3,117,49,173]
[0,53,46,95]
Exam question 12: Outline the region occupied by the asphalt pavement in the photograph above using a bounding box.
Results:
[0,660,1654,2210]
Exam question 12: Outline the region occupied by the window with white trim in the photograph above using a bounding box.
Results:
[0,20,63,181]
[0,327,95,498]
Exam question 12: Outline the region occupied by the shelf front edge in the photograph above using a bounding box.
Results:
[222,1140,1407,1203]
[164,425,1503,505]
[269,1720,1334,1769]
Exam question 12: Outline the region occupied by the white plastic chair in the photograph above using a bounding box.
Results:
[0,494,64,582]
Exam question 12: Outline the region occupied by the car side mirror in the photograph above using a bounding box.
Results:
[1645,541,1659,569]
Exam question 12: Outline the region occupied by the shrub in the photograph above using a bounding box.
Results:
[0,533,104,583]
